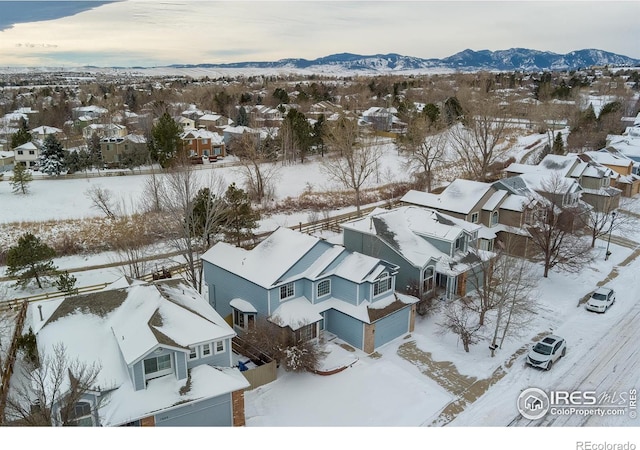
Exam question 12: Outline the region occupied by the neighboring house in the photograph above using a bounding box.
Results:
[100,134,147,166]
[201,227,419,354]
[360,107,407,133]
[31,277,249,427]
[244,105,282,127]
[401,178,545,255]
[181,129,226,159]
[583,150,640,197]
[308,101,343,119]
[30,125,64,142]
[175,116,196,130]
[504,153,621,212]
[606,129,640,170]
[13,141,40,169]
[341,206,489,301]
[197,113,233,131]
[0,150,15,172]
[72,105,108,121]
[82,123,127,140]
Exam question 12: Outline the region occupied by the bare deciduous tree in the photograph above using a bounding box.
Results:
[161,162,226,292]
[139,164,166,214]
[322,123,382,215]
[525,174,593,277]
[5,343,103,426]
[438,299,483,353]
[233,132,280,204]
[85,185,118,220]
[399,116,447,192]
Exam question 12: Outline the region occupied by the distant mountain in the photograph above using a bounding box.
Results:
[168,48,640,73]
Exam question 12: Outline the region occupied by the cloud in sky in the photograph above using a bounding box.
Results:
[1,1,639,67]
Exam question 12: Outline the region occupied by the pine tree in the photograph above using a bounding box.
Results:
[221,183,260,247]
[10,163,33,194]
[149,112,181,167]
[39,134,65,176]
[236,106,249,127]
[6,232,58,289]
[552,132,565,155]
[11,118,31,149]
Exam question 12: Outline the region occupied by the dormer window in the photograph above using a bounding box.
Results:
[144,354,173,380]
[491,211,499,226]
[373,272,392,296]
[455,235,465,252]
[280,282,295,300]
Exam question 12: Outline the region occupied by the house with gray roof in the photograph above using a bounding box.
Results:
[26,278,249,427]
[202,227,418,354]
[341,206,490,302]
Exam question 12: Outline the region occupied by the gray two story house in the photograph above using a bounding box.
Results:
[341,206,490,301]
[201,227,418,354]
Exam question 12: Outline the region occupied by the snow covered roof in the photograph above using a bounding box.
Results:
[482,190,508,212]
[181,128,224,143]
[402,179,494,215]
[270,296,323,330]
[342,206,472,267]
[14,141,38,151]
[230,298,257,313]
[30,125,62,135]
[586,150,634,168]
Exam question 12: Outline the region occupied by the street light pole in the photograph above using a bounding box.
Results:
[605,211,616,261]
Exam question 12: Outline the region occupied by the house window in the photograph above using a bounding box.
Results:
[143,354,172,379]
[470,212,479,223]
[423,266,434,292]
[201,343,211,357]
[280,282,294,300]
[491,211,499,226]
[70,402,93,426]
[234,309,245,328]
[455,235,465,252]
[317,279,331,297]
[215,340,225,354]
[29,150,35,155]
[294,323,317,342]
[189,347,198,360]
[373,273,392,296]
[202,139,208,144]
[601,178,610,187]
[17,150,23,155]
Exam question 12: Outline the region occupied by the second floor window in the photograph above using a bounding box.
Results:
[201,343,211,357]
[215,340,225,354]
[317,279,331,297]
[373,273,392,296]
[455,235,465,251]
[189,347,198,360]
[470,212,479,223]
[17,150,23,155]
[491,211,499,226]
[29,150,35,155]
[144,354,172,376]
[280,282,294,300]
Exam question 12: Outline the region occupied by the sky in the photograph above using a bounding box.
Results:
[0,1,639,68]
[2,129,640,443]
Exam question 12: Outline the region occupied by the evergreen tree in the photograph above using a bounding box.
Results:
[87,133,103,170]
[10,163,33,194]
[6,232,58,289]
[221,183,260,247]
[422,103,440,125]
[55,271,78,295]
[11,118,31,149]
[63,150,82,174]
[236,106,249,127]
[552,132,565,155]
[39,134,65,176]
[312,114,326,157]
[149,112,182,167]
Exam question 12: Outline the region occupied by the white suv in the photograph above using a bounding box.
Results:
[526,335,566,371]
[585,287,616,313]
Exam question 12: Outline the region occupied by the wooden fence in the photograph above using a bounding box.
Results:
[232,336,277,390]
[0,301,28,424]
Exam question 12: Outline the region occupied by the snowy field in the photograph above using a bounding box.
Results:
[2,131,638,445]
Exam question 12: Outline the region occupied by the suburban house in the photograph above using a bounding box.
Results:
[30,125,64,142]
[606,127,640,165]
[13,141,40,169]
[82,123,127,140]
[504,153,621,212]
[244,105,282,127]
[401,178,546,255]
[201,227,419,354]
[0,150,15,172]
[175,116,196,130]
[307,101,343,120]
[582,150,640,197]
[72,105,108,122]
[197,113,233,131]
[341,206,490,301]
[180,129,226,160]
[360,107,407,133]
[100,134,147,167]
[29,277,249,427]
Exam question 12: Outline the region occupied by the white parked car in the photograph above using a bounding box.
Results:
[585,287,616,313]
[526,334,566,371]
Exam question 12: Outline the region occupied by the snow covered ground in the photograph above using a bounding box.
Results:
[2,131,638,446]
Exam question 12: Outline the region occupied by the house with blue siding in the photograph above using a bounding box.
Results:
[201,227,418,354]
[29,277,249,427]
[341,206,490,301]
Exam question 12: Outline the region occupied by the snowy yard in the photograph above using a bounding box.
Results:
[1,130,639,443]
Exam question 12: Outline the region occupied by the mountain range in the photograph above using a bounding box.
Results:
[166,48,640,73]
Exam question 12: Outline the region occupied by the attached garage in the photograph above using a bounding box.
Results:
[325,309,364,350]
[154,393,232,427]
[373,307,410,349]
